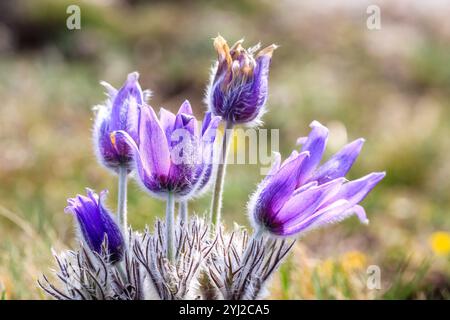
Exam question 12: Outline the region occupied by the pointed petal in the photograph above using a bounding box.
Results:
[201,112,213,136]
[159,108,176,142]
[110,72,143,133]
[299,121,329,182]
[309,138,365,184]
[333,172,386,206]
[139,105,171,177]
[178,100,193,115]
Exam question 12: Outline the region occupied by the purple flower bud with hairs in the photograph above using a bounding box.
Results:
[206,35,277,125]
[112,100,221,200]
[249,121,385,237]
[65,189,124,262]
[93,72,150,173]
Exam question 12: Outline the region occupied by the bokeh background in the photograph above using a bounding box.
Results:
[1,0,450,299]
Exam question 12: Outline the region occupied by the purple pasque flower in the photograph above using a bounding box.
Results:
[93,72,149,173]
[206,35,277,126]
[249,121,385,237]
[112,100,221,200]
[65,189,124,262]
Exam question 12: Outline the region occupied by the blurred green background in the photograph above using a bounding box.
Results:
[1,0,450,299]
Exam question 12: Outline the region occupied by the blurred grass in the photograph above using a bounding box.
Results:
[1,0,450,299]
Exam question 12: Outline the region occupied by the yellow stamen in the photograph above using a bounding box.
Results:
[213,35,232,67]
[110,132,116,147]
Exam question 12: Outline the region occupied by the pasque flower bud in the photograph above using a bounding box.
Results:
[93,72,149,172]
[65,189,125,262]
[206,35,277,125]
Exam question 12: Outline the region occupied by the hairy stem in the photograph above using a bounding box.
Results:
[242,227,264,264]
[236,227,266,298]
[117,166,128,236]
[179,201,188,224]
[209,121,234,229]
[166,192,175,263]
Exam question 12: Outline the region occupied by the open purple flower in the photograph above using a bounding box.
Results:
[206,35,276,125]
[93,72,149,172]
[65,189,124,262]
[249,121,385,237]
[112,101,221,200]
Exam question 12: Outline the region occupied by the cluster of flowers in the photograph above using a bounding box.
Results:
[39,36,385,300]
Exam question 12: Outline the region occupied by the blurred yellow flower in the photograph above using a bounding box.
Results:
[319,259,335,278]
[429,231,450,256]
[340,251,367,272]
